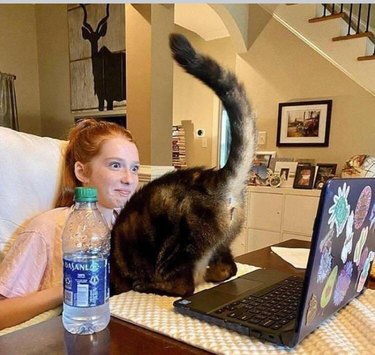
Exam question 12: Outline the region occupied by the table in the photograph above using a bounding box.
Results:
[0,239,371,354]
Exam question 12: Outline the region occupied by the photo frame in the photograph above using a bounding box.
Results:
[276,100,332,147]
[293,165,316,189]
[274,161,298,188]
[314,163,337,189]
[254,151,276,168]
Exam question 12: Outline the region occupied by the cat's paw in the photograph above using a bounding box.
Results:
[133,281,149,293]
[204,261,237,282]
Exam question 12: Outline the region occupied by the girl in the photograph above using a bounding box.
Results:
[0,119,139,330]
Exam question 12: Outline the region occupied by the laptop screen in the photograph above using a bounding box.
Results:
[296,178,375,343]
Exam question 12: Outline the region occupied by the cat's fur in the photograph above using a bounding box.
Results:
[110,33,257,297]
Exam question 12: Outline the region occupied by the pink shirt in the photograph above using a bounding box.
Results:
[0,208,71,298]
[0,206,117,298]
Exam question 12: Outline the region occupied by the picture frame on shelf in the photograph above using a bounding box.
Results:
[276,100,332,147]
[274,161,298,188]
[314,163,337,189]
[293,165,316,189]
[254,151,276,168]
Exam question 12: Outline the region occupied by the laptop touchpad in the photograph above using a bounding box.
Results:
[216,278,263,296]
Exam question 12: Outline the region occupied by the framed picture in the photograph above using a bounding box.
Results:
[314,163,337,189]
[274,161,298,188]
[254,151,276,168]
[293,165,316,189]
[276,100,332,147]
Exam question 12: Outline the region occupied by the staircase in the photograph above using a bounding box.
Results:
[261,4,375,95]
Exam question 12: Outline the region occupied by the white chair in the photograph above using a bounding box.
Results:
[0,127,67,335]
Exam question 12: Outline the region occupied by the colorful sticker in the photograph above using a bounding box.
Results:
[341,211,354,263]
[354,227,368,266]
[333,261,353,305]
[317,247,333,283]
[356,251,375,292]
[319,228,334,252]
[358,247,369,273]
[320,265,338,308]
[370,203,375,231]
[305,293,318,326]
[354,186,372,230]
[328,183,351,237]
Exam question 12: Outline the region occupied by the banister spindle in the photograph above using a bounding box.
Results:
[356,4,362,34]
[347,4,353,36]
[365,4,371,33]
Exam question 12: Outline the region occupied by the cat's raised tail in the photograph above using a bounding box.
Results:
[169,33,257,187]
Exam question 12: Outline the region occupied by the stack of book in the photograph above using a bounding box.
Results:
[172,125,187,169]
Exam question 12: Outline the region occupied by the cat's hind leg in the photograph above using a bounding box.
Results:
[133,269,195,297]
[204,245,237,282]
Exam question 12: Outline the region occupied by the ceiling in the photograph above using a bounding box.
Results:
[174,4,229,41]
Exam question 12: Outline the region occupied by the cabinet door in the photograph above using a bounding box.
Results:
[247,228,281,252]
[283,195,319,236]
[231,228,247,257]
[247,192,283,231]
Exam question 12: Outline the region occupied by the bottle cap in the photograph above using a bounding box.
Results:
[74,187,98,202]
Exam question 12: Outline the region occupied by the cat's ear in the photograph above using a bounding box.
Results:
[74,161,89,184]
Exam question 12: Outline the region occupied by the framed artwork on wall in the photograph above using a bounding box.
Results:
[67,4,126,113]
[276,100,332,147]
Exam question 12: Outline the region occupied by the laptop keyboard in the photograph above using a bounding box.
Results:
[213,276,303,330]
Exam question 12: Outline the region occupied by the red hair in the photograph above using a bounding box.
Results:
[56,119,135,207]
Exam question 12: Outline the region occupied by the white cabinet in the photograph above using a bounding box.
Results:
[231,186,321,256]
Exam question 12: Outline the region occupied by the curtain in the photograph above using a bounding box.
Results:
[0,72,19,131]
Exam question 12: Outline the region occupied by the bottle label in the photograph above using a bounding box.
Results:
[63,257,109,307]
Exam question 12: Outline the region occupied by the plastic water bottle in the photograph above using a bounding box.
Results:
[62,187,111,334]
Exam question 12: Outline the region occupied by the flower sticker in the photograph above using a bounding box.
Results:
[354,227,368,266]
[333,261,353,305]
[341,211,354,263]
[354,186,372,230]
[356,251,375,292]
[328,183,351,237]
[317,247,333,283]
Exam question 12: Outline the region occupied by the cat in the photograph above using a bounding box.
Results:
[110,33,257,297]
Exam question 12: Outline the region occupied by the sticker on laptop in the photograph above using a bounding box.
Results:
[341,211,354,263]
[317,247,333,284]
[370,203,375,231]
[354,186,372,230]
[320,265,338,308]
[328,183,351,237]
[356,251,375,292]
[305,293,318,326]
[333,261,353,306]
[354,227,368,266]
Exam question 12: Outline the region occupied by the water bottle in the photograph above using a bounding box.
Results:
[62,187,111,334]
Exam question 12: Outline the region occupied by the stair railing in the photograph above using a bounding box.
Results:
[321,3,374,55]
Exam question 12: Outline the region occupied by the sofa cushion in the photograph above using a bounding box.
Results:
[0,127,67,261]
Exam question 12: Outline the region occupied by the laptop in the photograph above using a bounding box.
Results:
[174,178,375,348]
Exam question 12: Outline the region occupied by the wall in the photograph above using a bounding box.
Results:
[237,18,375,172]
[0,5,41,135]
[35,4,74,139]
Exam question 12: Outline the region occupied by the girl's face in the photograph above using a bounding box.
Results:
[76,136,140,209]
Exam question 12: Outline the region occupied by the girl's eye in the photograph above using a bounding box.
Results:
[132,165,140,174]
[110,162,121,169]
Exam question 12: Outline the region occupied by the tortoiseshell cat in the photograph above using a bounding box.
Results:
[110,33,257,297]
